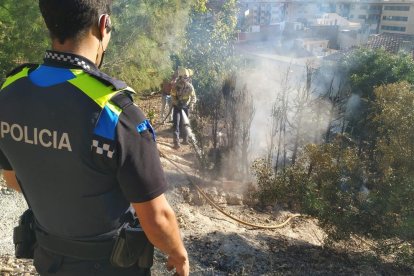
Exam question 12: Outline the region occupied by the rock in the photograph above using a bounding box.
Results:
[180,187,205,206]
[177,216,185,225]
[225,193,243,205]
[0,266,14,272]
[208,189,227,205]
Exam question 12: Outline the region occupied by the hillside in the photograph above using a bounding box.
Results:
[0,97,412,275]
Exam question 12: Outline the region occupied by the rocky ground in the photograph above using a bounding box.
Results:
[1,96,413,275]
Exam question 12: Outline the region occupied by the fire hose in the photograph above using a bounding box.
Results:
[158,150,301,229]
[154,106,173,127]
[152,104,301,229]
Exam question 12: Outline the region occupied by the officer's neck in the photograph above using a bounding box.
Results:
[51,34,100,66]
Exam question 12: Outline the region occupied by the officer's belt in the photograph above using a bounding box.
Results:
[35,229,116,260]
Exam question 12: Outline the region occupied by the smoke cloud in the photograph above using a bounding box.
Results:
[234,52,334,163]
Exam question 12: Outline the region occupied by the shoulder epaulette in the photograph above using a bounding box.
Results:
[86,69,128,91]
[110,90,135,110]
[6,63,38,78]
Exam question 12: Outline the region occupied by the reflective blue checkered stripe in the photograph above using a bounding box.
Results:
[93,102,122,140]
[137,120,156,141]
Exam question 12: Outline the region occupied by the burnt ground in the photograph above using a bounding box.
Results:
[0,95,413,275]
[150,120,413,276]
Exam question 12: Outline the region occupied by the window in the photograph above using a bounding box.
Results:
[358,15,367,20]
[381,25,406,32]
[382,16,408,22]
[369,5,381,11]
[384,6,410,11]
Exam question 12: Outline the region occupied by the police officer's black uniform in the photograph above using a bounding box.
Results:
[0,50,168,275]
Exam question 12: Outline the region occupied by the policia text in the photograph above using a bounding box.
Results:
[0,121,72,152]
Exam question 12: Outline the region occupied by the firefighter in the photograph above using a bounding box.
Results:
[0,1,189,275]
[159,75,175,124]
[170,68,197,149]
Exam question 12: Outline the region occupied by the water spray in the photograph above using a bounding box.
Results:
[181,109,203,161]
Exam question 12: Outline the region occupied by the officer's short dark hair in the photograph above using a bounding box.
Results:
[39,0,112,44]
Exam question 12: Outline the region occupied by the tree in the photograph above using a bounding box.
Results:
[0,0,194,94]
[0,1,48,78]
[338,48,414,150]
[106,0,194,93]
[179,0,241,178]
[182,0,238,97]
[372,82,414,241]
[253,81,414,249]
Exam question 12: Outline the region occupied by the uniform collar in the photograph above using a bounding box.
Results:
[43,50,130,91]
[43,50,98,72]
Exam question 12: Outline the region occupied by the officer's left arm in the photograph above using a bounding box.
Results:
[116,102,169,203]
[2,170,21,192]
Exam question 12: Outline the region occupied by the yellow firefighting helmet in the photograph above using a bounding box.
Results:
[177,67,189,78]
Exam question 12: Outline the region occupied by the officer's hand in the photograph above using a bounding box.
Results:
[166,253,189,276]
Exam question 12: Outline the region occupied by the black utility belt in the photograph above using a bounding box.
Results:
[35,230,115,260]
[13,209,154,268]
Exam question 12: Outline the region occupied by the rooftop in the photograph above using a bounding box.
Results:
[366,32,414,53]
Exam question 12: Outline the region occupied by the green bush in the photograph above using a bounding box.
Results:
[252,82,414,268]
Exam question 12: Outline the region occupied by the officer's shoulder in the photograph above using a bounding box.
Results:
[110,89,136,110]
[6,63,38,77]
[86,69,131,91]
[111,91,147,123]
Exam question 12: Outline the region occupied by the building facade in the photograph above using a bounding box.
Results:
[380,2,414,34]
[239,0,285,28]
[238,0,414,35]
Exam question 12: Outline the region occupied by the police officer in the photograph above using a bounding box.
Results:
[0,1,189,275]
[170,68,197,149]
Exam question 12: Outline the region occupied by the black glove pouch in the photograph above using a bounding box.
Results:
[13,209,36,259]
[110,226,154,268]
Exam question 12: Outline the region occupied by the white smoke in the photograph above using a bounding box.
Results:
[234,56,334,163]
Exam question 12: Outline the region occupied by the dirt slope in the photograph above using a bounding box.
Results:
[151,123,412,276]
[0,99,413,275]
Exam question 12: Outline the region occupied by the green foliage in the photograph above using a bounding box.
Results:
[0,0,194,93]
[182,0,238,97]
[338,48,414,144]
[106,0,193,93]
[341,48,414,99]
[372,82,414,241]
[177,0,243,178]
[253,82,414,268]
[0,1,48,78]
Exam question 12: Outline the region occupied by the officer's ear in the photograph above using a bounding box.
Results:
[98,14,112,40]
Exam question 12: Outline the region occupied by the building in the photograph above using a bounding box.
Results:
[347,2,382,34]
[238,0,285,29]
[237,0,414,43]
[312,12,369,49]
[380,1,414,34]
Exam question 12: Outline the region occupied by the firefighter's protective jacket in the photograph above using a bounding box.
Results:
[170,77,196,109]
